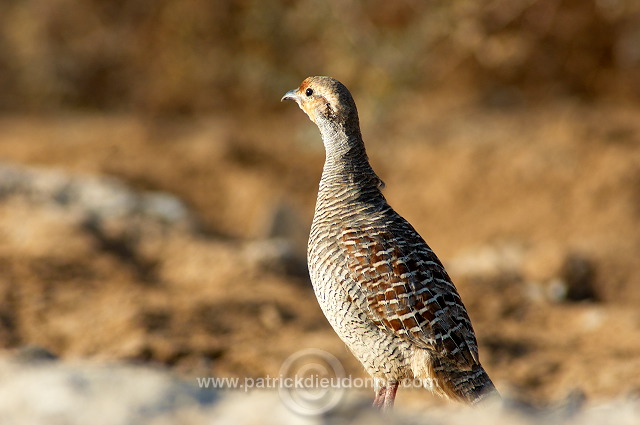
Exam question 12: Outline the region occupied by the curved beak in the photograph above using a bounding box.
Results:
[281,89,299,103]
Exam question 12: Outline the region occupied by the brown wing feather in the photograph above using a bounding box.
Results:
[340,220,479,369]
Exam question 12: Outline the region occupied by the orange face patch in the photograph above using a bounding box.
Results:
[294,78,336,124]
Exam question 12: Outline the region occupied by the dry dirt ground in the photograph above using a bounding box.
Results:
[0,97,639,411]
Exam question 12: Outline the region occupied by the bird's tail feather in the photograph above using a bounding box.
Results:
[410,350,499,405]
[432,359,499,404]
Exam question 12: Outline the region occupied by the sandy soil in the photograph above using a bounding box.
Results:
[0,98,638,408]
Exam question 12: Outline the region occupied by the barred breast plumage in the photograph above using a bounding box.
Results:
[282,76,499,410]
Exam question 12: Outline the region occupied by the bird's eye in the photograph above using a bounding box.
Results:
[305,88,313,96]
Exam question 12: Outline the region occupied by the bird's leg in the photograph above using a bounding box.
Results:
[372,385,387,409]
[382,382,399,411]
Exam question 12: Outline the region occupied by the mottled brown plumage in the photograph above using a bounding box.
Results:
[282,76,498,410]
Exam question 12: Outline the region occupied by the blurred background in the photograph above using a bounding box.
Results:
[0,0,639,412]
[1,0,640,113]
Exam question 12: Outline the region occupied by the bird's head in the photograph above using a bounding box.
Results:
[281,76,359,130]
[282,76,382,186]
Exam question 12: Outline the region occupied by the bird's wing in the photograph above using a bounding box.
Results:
[340,220,479,369]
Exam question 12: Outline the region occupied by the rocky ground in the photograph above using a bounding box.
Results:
[0,98,639,421]
[0,353,638,425]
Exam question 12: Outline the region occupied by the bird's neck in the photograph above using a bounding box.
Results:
[318,124,385,199]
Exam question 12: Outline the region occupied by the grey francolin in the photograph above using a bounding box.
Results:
[282,76,498,410]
